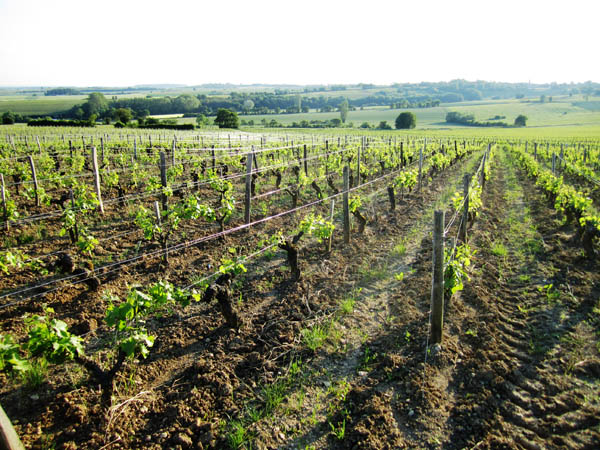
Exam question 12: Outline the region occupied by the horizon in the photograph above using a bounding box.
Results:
[1,79,597,90]
[1,0,598,87]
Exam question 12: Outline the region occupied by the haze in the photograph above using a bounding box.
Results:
[0,0,598,87]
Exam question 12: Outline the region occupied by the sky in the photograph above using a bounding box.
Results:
[0,0,598,87]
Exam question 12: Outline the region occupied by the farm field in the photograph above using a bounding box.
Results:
[0,96,87,116]
[0,126,599,449]
[233,96,600,130]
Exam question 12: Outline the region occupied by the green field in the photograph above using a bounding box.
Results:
[0,95,86,115]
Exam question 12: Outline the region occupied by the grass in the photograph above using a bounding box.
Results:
[301,323,330,352]
[491,241,508,257]
[338,287,361,315]
[358,346,378,372]
[339,297,355,315]
[391,240,407,257]
[358,262,389,283]
[226,420,254,449]
[21,358,48,390]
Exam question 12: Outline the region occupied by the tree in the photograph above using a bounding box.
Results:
[377,121,392,130]
[214,109,239,129]
[514,115,527,127]
[395,112,416,129]
[242,99,255,113]
[196,114,209,127]
[2,111,15,125]
[339,99,349,123]
[82,92,109,118]
[137,109,150,121]
[173,94,200,112]
[462,88,482,101]
[115,108,133,124]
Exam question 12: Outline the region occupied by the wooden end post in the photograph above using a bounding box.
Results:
[430,210,445,345]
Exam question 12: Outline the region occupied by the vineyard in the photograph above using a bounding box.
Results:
[0,127,599,449]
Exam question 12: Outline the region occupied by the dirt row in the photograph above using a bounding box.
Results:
[288,147,600,449]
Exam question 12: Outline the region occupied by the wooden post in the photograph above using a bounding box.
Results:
[28,155,39,207]
[418,144,424,192]
[69,188,78,241]
[1,174,8,230]
[559,144,564,171]
[91,147,104,214]
[134,137,138,160]
[552,153,556,175]
[244,149,253,224]
[343,166,350,244]
[153,201,161,225]
[0,402,25,450]
[69,140,73,159]
[459,174,470,243]
[534,142,537,160]
[325,140,329,176]
[357,140,362,187]
[387,186,395,211]
[400,141,404,167]
[328,199,335,252]
[430,210,445,345]
[212,145,216,172]
[100,137,105,163]
[584,147,588,163]
[481,145,488,189]
[36,136,42,154]
[159,152,168,210]
[303,144,308,176]
[171,139,176,166]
